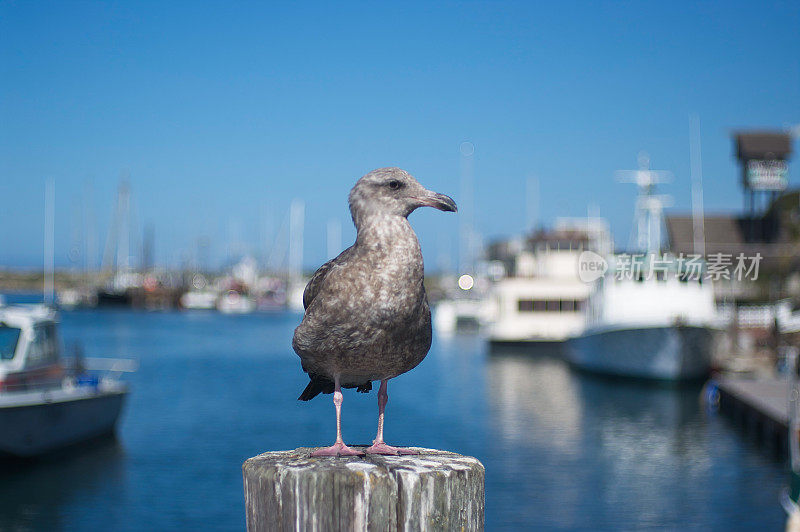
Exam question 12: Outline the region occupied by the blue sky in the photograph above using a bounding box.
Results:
[1,1,798,271]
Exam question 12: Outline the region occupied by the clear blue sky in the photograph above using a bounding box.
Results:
[1,1,798,271]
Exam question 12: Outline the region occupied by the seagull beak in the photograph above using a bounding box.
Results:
[418,191,458,212]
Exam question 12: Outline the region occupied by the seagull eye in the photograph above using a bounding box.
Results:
[388,180,402,190]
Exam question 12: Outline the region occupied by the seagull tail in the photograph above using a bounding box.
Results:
[298,377,334,401]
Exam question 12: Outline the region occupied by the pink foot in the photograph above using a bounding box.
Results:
[310,442,364,457]
[365,442,419,455]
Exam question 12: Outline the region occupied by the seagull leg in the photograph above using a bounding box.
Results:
[311,377,363,457]
[366,379,417,455]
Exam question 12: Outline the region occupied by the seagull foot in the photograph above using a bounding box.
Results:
[311,442,364,457]
[365,442,418,455]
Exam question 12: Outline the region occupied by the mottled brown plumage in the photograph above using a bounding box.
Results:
[292,167,456,456]
[293,167,455,398]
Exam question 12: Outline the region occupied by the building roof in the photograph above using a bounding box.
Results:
[735,131,793,160]
[666,209,800,273]
[666,215,746,251]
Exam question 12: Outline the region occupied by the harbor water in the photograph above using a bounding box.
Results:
[0,301,787,530]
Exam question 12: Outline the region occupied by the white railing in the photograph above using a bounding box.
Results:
[68,356,138,384]
[80,357,138,373]
[716,301,800,333]
[716,304,774,329]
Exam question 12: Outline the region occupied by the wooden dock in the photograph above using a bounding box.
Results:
[714,375,792,456]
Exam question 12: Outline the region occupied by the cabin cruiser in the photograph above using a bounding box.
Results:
[487,218,612,345]
[0,304,134,457]
[565,156,718,380]
[566,254,717,380]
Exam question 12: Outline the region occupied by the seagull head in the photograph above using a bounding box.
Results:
[349,167,457,225]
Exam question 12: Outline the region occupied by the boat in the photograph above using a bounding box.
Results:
[433,274,497,335]
[180,290,218,310]
[433,294,495,335]
[565,155,718,380]
[487,218,612,346]
[566,256,717,380]
[286,280,307,313]
[216,289,256,314]
[57,287,98,309]
[0,304,134,457]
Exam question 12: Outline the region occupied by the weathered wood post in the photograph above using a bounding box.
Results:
[243,447,484,531]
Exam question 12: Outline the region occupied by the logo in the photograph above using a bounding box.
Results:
[578,251,608,283]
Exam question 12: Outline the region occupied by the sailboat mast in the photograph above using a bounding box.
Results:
[116,180,130,273]
[459,141,475,274]
[526,176,539,231]
[44,179,55,305]
[288,199,305,279]
[690,115,706,258]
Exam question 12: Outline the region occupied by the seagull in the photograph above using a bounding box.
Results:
[293,167,456,456]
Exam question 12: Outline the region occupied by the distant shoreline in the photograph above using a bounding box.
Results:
[0,270,100,292]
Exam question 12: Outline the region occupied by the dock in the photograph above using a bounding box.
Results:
[714,375,792,456]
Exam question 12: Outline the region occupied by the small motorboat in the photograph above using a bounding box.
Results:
[0,303,135,458]
[180,289,219,310]
[216,290,256,314]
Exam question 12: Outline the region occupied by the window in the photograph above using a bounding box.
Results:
[518,300,581,312]
[43,324,59,364]
[26,324,59,367]
[0,325,21,361]
[518,300,535,312]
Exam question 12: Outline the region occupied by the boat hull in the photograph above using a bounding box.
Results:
[0,387,127,457]
[488,339,566,359]
[566,325,714,381]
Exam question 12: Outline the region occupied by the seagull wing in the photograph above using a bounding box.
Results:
[302,260,334,310]
[302,246,353,310]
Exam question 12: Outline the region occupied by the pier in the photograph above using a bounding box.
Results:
[242,448,485,531]
[714,375,791,456]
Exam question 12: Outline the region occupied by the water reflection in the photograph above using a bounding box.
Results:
[576,375,710,470]
[573,376,714,529]
[485,352,729,529]
[0,436,126,530]
[487,351,582,453]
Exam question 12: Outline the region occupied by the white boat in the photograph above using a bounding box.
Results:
[180,290,218,310]
[0,304,134,457]
[216,290,256,314]
[489,275,588,344]
[565,155,718,381]
[57,287,98,309]
[286,280,307,313]
[487,218,612,345]
[566,259,717,380]
[433,293,496,335]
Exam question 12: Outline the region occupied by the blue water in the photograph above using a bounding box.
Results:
[0,298,788,530]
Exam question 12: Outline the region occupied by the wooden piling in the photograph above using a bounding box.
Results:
[242,447,485,531]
